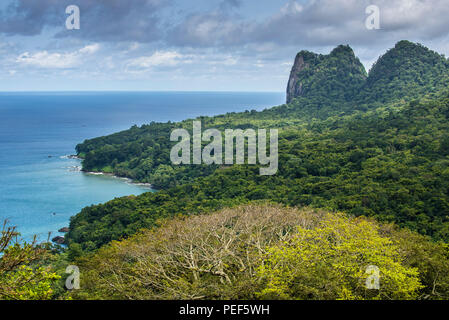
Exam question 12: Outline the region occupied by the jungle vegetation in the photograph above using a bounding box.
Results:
[3,41,449,300]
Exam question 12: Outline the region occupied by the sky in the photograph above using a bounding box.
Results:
[0,0,449,92]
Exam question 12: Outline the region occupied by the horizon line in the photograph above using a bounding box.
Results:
[0,90,285,94]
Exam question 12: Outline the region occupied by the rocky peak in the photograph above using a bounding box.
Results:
[286,45,366,104]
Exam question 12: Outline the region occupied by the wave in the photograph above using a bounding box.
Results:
[60,155,81,160]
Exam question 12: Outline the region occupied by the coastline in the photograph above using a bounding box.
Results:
[83,170,154,189]
[62,154,154,189]
[51,155,154,244]
[3,92,282,244]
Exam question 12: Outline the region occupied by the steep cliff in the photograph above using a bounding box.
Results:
[286,51,310,103]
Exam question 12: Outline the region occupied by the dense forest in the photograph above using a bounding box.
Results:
[70,41,449,250]
[2,41,449,300]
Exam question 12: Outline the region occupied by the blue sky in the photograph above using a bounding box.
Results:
[1,0,449,91]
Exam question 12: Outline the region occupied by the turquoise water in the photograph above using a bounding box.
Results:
[0,92,285,241]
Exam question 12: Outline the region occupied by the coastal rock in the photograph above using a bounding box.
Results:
[52,236,65,244]
[58,227,69,233]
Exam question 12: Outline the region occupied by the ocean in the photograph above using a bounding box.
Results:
[0,91,285,241]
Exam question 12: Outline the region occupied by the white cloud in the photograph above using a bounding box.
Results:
[280,1,303,15]
[169,0,449,51]
[126,51,185,69]
[5,0,449,91]
[79,44,100,55]
[207,55,238,66]
[16,44,100,69]
[128,43,140,52]
[16,51,79,68]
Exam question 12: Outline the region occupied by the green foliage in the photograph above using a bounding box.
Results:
[71,205,448,300]
[379,224,449,299]
[0,223,61,300]
[72,204,316,300]
[257,212,422,300]
[76,122,217,189]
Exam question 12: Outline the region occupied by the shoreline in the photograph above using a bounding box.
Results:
[61,154,154,189]
[82,170,154,189]
[60,154,82,160]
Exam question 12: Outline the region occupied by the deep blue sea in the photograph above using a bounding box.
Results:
[0,92,284,242]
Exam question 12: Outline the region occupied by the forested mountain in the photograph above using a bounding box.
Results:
[76,42,449,191]
[360,41,449,104]
[286,45,367,103]
[57,41,449,300]
[73,41,449,193]
[287,40,449,107]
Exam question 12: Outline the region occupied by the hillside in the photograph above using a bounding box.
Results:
[68,41,449,255]
[76,41,449,190]
[67,88,449,253]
